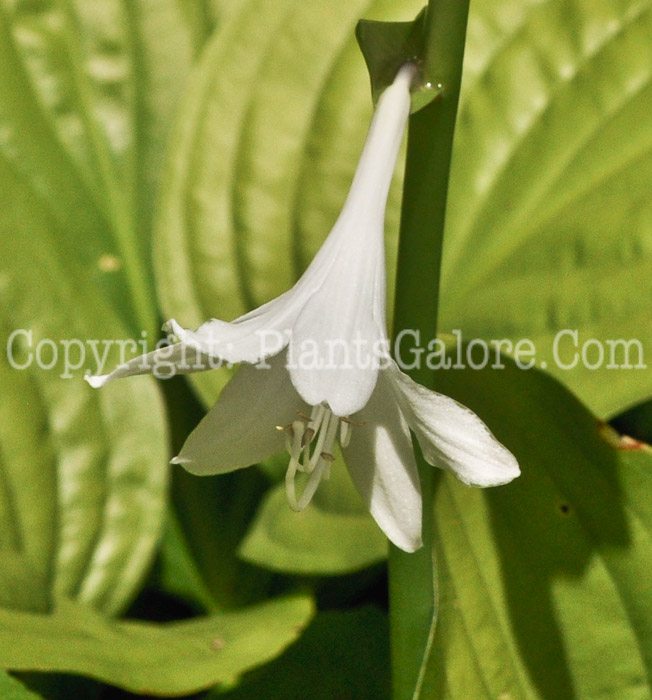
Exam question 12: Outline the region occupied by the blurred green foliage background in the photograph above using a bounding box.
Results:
[1,0,652,698]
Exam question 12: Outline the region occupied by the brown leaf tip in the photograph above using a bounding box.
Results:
[598,422,652,452]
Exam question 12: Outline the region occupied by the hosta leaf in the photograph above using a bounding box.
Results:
[0,0,207,335]
[439,0,652,417]
[0,0,221,618]
[0,672,43,700]
[0,595,313,696]
[0,153,168,616]
[170,466,276,609]
[155,0,652,417]
[214,607,390,700]
[158,508,217,612]
[430,354,652,699]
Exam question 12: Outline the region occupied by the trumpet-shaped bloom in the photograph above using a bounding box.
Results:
[87,65,519,552]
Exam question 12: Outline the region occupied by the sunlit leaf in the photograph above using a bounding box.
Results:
[0,596,313,696]
[431,353,652,699]
[0,0,206,336]
[439,0,652,417]
[0,158,169,615]
[0,0,220,619]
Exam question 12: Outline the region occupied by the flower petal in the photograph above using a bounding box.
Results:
[386,361,520,487]
[85,342,213,388]
[172,351,308,475]
[342,369,422,552]
[288,280,385,417]
[287,68,414,416]
[287,184,389,416]
[165,291,295,364]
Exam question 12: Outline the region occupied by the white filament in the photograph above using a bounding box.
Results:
[282,405,354,511]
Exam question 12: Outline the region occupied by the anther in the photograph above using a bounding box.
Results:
[341,417,365,427]
[301,427,315,447]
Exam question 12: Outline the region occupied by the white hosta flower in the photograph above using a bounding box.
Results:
[87,65,519,552]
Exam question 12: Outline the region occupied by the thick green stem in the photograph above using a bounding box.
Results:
[389,1,471,698]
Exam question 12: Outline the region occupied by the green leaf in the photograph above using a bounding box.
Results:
[157,508,217,613]
[0,672,44,700]
[0,596,313,697]
[171,466,278,609]
[155,0,652,417]
[213,607,390,700]
[0,0,228,620]
[0,150,168,616]
[0,0,208,336]
[430,353,652,699]
[439,0,652,417]
[240,449,387,575]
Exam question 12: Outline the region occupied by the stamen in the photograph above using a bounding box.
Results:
[308,405,326,432]
[290,420,305,456]
[302,427,315,447]
[320,451,335,480]
[306,411,334,471]
[300,449,314,474]
[285,450,302,511]
[282,406,362,510]
[315,414,339,469]
[295,457,328,510]
[340,420,351,448]
[341,417,366,427]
